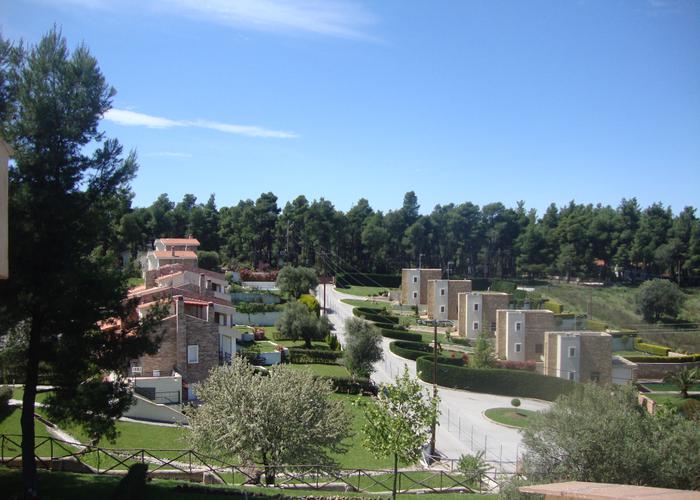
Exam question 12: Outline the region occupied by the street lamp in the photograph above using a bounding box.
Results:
[429,318,438,460]
[418,253,425,269]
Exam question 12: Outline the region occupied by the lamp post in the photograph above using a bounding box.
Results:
[429,318,438,460]
[418,253,424,270]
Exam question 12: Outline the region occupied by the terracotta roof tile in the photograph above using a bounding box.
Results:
[159,238,200,246]
[153,250,197,259]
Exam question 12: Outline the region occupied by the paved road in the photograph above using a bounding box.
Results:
[315,286,550,472]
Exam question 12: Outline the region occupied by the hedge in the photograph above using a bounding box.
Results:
[389,340,434,360]
[416,356,576,401]
[288,348,344,365]
[635,341,671,357]
[450,337,470,347]
[352,308,399,325]
[543,300,564,314]
[586,319,608,332]
[380,329,423,342]
[336,272,401,289]
[623,354,700,363]
[319,376,377,395]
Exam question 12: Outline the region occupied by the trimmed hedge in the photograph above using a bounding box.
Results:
[289,348,343,365]
[543,300,564,314]
[336,272,401,288]
[416,356,576,401]
[586,319,608,332]
[380,328,423,342]
[319,376,377,395]
[352,307,399,325]
[635,341,671,357]
[623,354,700,363]
[390,340,434,360]
[450,337,470,347]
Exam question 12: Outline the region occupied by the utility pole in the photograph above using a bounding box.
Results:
[429,319,438,460]
[419,253,424,270]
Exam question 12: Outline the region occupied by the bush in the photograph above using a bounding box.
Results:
[326,334,341,351]
[319,375,376,395]
[451,337,471,347]
[389,340,434,360]
[416,356,576,401]
[352,307,399,325]
[635,340,671,357]
[511,398,521,408]
[298,294,321,317]
[335,272,401,288]
[239,268,279,282]
[380,328,423,342]
[585,319,608,332]
[543,300,564,314]
[495,359,537,371]
[113,463,149,500]
[623,354,700,363]
[288,348,344,365]
[0,386,12,412]
[636,279,685,323]
[436,354,467,366]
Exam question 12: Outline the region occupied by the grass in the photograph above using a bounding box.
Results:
[8,387,53,404]
[337,286,397,297]
[0,466,494,499]
[641,382,700,392]
[646,393,700,410]
[127,277,144,287]
[286,363,350,378]
[483,407,537,428]
[274,340,332,350]
[341,299,391,310]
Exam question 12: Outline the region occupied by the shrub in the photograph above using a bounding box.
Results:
[380,328,423,342]
[623,354,700,363]
[239,269,279,282]
[0,386,12,412]
[436,354,467,366]
[451,337,470,347]
[113,463,149,500]
[352,307,399,325]
[298,294,321,317]
[416,356,576,401]
[288,348,344,365]
[635,340,671,357]
[319,376,376,395]
[511,398,521,408]
[636,279,685,323]
[335,272,401,288]
[543,300,564,314]
[197,251,220,272]
[390,341,434,360]
[326,334,341,351]
[586,319,608,332]
[495,359,537,372]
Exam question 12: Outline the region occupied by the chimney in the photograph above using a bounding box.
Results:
[207,302,215,323]
[171,247,175,256]
[174,295,185,318]
[199,273,206,294]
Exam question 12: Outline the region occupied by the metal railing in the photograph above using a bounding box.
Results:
[0,434,519,494]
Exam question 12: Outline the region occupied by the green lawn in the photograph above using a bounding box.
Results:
[8,387,54,404]
[646,393,700,412]
[286,363,350,378]
[0,408,69,459]
[275,340,332,350]
[613,350,651,358]
[484,407,537,428]
[641,382,700,392]
[0,466,494,499]
[341,299,391,310]
[127,277,145,287]
[337,286,397,297]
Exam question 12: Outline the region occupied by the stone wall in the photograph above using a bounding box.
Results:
[523,311,555,362]
[580,333,613,384]
[543,331,559,377]
[419,269,442,305]
[447,280,471,320]
[482,294,510,334]
[634,360,700,379]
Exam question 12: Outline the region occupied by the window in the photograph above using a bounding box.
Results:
[130,366,142,376]
[413,276,418,283]
[473,321,479,331]
[535,343,543,354]
[440,305,445,313]
[590,372,600,383]
[152,370,160,377]
[568,372,575,381]
[490,322,497,332]
[568,346,576,357]
[412,291,418,298]
[474,303,479,311]
[187,345,199,364]
[440,288,446,296]
[515,343,522,353]
[515,322,522,332]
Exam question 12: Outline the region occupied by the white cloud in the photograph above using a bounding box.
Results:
[103,108,298,139]
[42,0,377,40]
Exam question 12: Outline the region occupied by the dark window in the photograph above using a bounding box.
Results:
[535,343,543,354]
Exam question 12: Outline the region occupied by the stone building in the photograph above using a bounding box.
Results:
[400,268,442,306]
[145,237,200,271]
[426,279,472,321]
[495,309,555,362]
[543,330,613,384]
[457,291,510,339]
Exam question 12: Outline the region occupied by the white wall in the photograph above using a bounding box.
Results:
[243,281,278,290]
[124,394,188,425]
[557,334,581,381]
[433,279,449,320]
[505,311,526,361]
[233,310,281,326]
[465,293,483,340]
[405,270,420,306]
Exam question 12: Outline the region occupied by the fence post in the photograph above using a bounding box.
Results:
[97,448,100,473]
[141,449,145,465]
[50,438,54,465]
[189,451,192,473]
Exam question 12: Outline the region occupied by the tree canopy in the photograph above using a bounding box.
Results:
[635,278,686,323]
[276,265,318,299]
[0,28,164,495]
[186,358,350,483]
[343,317,383,378]
[275,301,328,348]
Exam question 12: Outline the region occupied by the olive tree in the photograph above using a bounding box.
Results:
[275,301,327,348]
[635,279,685,323]
[187,358,350,484]
[343,317,383,378]
[361,367,440,500]
[276,265,318,299]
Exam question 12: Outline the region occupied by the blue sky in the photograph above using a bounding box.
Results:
[2,0,699,215]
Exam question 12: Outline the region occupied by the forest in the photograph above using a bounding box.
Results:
[113,191,700,284]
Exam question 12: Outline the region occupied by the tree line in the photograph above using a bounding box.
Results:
[116,191,700,284]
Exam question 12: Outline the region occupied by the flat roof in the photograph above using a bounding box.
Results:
[519,481,700,500]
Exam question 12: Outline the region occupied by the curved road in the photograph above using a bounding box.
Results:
[315,285,550,472]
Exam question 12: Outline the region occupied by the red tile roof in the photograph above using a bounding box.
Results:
[159,238,200,246]
[153,250,197,259]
